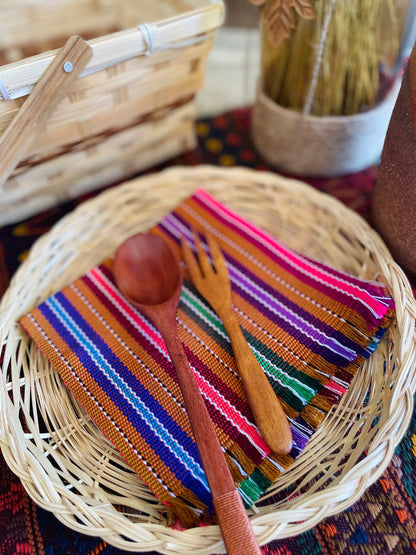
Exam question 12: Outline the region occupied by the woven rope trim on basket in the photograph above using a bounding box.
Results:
[1,166,415,554]
[252,82,401,177]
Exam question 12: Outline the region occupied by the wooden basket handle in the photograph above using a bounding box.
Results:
[0,35,92,190]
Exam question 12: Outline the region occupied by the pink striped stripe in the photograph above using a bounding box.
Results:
[192,366,270,456]
[89,268,167,353]
[196,189,388,319]
[324,379,347,396]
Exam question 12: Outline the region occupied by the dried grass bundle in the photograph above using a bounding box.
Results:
[253,0,408,116]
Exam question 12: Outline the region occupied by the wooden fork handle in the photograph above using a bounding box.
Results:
[155,310,261,554]
[0,35,92,189]
[221,311,292,455]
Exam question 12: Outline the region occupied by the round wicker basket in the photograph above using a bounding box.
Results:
[1,166,415,554]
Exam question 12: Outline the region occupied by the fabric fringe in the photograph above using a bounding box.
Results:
[163,496,211,528]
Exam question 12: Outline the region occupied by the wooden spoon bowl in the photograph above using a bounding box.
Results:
[114,233,181,306]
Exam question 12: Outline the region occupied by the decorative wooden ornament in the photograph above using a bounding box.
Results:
[250,0,315,48]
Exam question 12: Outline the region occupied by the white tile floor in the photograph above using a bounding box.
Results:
[196,26,261,117]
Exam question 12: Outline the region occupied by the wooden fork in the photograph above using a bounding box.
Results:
[181,230,292,455]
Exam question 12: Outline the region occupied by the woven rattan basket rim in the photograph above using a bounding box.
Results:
[1,166,415,553]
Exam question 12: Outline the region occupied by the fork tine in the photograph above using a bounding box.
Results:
[205,232,229,277]
[180,235,202,284]
[193,228,213,277]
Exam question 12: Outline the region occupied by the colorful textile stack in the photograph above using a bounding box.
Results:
[20,189,395,526]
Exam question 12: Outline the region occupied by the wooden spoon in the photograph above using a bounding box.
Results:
[113,233,261,555]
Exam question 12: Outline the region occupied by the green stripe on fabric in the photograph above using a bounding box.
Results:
[256,353,317,402]
[249,467,272,492]
[239,475,264,506]
[244,332,320,403]
[238,484,256,508]
[180,287,234,357]
[181,287,224,331]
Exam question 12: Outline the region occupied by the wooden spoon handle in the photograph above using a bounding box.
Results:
[157,313,261,555]
[213,490,261,555]
[0,35,92,189]
[221,311,292,455]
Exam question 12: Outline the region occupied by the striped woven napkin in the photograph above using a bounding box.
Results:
[20,189,395,526]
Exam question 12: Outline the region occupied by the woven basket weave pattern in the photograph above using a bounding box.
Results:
[0,166,415,553]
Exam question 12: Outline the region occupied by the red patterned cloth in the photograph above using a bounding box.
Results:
[1,108,416,554]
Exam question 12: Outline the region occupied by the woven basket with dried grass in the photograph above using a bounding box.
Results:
[0,0,224,227]
[251,0,416,176]
[0,166,415,553]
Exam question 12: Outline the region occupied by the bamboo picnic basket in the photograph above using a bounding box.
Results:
[0,0,224,227]
[1,166,415,554]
